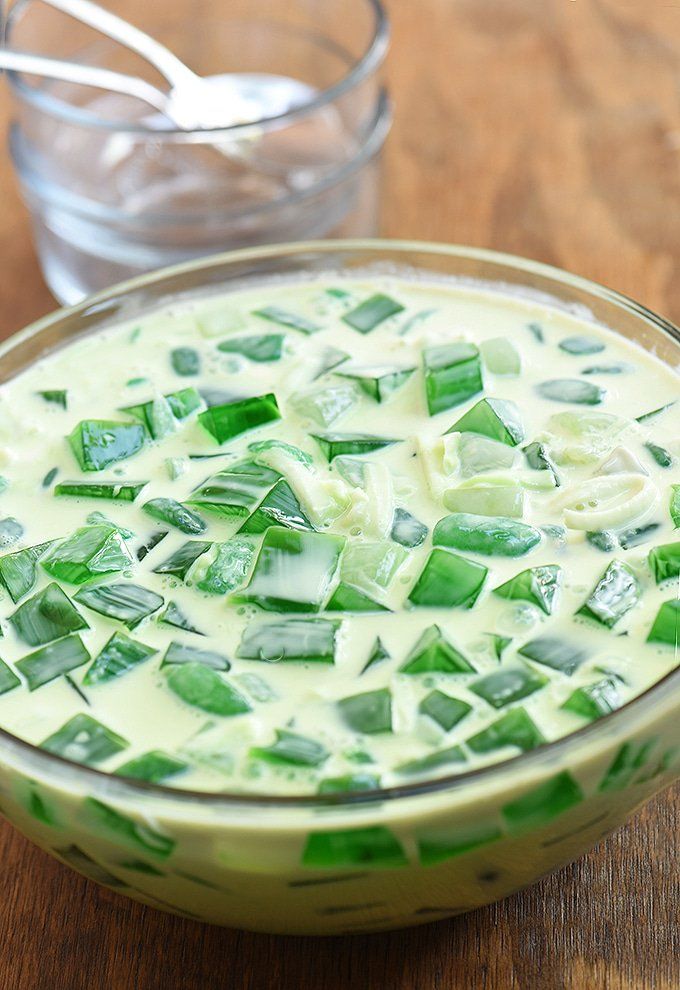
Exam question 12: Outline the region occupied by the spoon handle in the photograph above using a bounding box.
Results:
[38,0,199,89]
[0,48,174,117]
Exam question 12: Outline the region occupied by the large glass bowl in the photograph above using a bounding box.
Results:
[0,241,677,936]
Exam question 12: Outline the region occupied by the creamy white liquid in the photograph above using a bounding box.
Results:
[0,276,677,795]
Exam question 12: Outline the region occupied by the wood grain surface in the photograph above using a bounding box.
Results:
[0,1,679,987]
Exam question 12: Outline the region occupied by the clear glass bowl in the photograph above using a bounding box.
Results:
[4,0,390,304]
[0,241,678,936]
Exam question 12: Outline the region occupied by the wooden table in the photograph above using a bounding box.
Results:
[0,1,678,987]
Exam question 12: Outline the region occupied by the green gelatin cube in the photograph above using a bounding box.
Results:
[618,523,660,550]
[493,564,561,615]
[115,750,189,783]
[419,690,472,731]
[68,420,146,471]
[312,345,350,378]
[234,672,277,702]
[238,480,314,535]
[311,432,399,461]
[648,542,680,584]
[83,798,175,858]
[338,688,392,734]
[558,335,605,355]
[170,346,200,376]
[0,517,24,549]
[337,365,415,403]
[536,379,605,405]
[251,729,328,766]
[161,640,230,670]
[16,634,90,690]
[433,513,542,558]
[518,636,589,675]
[522,441,559,484]
[9,583,89,647]
[408,548,488,609]
[361,636,390,674]
[41,713,128,765]
[341,541,407,592]
[333,456,366,487]
[302,826,407,867]
[41,524,133,585]
[644,442,673,468]
[458,434,516,477]
[142,498,207,535]
[391,507,428,548]
[158,600,202,634]
[418,822,501,866]
[84,631,156,685]
[122,387,202,437]
[236,618,339,664]
[581,363,632,375]
[586,530,618,553]
[471,665,548,709]
[488,633,512,659]
[400,624,475,674]
[395,745,467,776]
[55,481,147,501]
[195,539,255,595]
[342,294,404,333]
[325,582,388,612]
[443,479,524,519]
[318,773,380,794]
[23,786,57,826]
[561,677,620,721]
[467,707,545,753]
[576,560,640,628]
[599,740,657,792]
[502,772,583,833]
[152,540,212,580]
[253,305,320,335]
[74,582,164,628]
[670,485,680,527]
[290,384,358,427]
[165,662,251,716]
[480,337,521,375]
[447,397,524,446]
[423,343,483,415]
[0,542,53,603]
[249,438,313,467]
[636,400,676,423]
[217,333,284,362]
[0,657,20,695]
[646,599,679,646]
[38,388,68,408]
[187,461,279,518]
[233,527,345,613]
[198,393,281,444]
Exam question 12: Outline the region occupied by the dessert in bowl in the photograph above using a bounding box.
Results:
[0,241,677,934]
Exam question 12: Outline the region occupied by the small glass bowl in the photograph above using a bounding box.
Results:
[4,0,391,303]
[0,240,678,936]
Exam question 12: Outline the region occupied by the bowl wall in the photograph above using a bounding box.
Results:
[0,241,677,934]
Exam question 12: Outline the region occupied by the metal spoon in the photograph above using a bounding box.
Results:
[0,48,186,122]
[34,0,288,129]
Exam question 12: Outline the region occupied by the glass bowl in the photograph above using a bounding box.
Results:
[4,0,390,304]
[0,241,677,936]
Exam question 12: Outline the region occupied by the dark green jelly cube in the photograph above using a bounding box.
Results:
[408,549,487,609]
[502,772,584,834]
[302,826,408,868]
[471,666,548,709]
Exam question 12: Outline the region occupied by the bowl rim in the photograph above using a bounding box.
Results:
[5,0,390,136]
[0,237,678,810]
